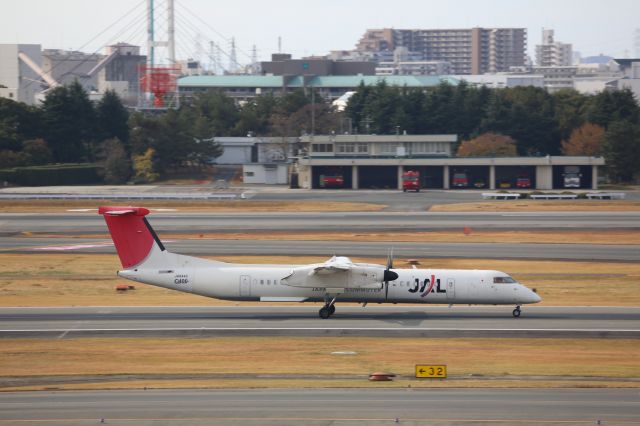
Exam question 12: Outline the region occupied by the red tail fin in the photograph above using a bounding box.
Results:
[99,206,162,268]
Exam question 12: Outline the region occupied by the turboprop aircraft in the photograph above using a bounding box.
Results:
[99,206,541,319]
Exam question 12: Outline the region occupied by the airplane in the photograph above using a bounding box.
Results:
[99,206,541,319]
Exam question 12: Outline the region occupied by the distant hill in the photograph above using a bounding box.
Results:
[581,54,613,64]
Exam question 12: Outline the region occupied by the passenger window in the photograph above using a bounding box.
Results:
[267,280,271,285]
[260,279,264,285]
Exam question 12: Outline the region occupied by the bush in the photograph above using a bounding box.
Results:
[0,163,102,186]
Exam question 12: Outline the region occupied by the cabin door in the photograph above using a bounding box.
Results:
[239,275,251,297]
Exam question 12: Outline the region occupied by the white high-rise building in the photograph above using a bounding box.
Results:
[535,29,573,67]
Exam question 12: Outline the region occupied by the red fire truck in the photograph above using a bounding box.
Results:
[402,170,420,192]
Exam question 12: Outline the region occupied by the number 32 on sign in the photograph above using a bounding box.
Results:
[415,365,447,378]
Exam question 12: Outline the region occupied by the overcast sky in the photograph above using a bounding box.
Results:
[2,0,638,64]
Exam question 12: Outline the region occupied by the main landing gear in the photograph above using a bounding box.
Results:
[512,305,521,318]
[319,296,337,319]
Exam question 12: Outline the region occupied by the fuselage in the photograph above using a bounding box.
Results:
[119,259,541,306]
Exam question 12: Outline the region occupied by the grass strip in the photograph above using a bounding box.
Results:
[1,337,638,390]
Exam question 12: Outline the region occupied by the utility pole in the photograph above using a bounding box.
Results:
[311,87,315,136]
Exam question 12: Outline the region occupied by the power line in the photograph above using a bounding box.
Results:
[23,0,148,92]
[176,0,253,62]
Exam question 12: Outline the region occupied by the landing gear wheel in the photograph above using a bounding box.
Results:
[328,304,336,315]
[319,307,331,319]
[512,306,521,318]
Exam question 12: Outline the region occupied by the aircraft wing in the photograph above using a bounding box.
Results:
[282,256,387,289]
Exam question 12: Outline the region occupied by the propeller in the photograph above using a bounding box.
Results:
[383,248,399,299]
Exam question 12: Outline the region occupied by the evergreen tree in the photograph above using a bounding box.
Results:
[41,81,95,162]
[96,90,130,149]
[603,120,640,182]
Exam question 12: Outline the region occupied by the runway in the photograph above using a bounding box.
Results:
[1,306,638,338]
[2,211,640,234]
[2,236,639,261]
[1,388,638,425]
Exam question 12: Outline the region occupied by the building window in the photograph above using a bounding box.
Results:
[311,143,334,153]
[336,143,355,153]
[245,171,255,177]
[379,143,398,154]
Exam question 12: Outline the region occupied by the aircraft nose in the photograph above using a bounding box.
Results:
[528,290,542,303]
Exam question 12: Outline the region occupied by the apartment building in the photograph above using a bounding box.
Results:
[535,29,573,67]
[353,27,527,74]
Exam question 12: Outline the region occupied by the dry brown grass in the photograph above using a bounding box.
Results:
[0,199,385,213]
[1,253,640,306]
[1,337,638,390]
[7,379,638,392]
[430,200,640,212]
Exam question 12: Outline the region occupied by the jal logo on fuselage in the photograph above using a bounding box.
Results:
[408,274,446,298]
[174,274,189,285]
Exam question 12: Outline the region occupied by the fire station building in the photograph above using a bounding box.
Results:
[296,135,605,190]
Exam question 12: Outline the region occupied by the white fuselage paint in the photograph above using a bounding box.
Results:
[119,255,541,306]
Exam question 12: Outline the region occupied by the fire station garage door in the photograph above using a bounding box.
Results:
[358,166,398,189]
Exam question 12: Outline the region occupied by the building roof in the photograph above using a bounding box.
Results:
[179,75,285,88]
[613,58,640,69]
[178,75,459,89]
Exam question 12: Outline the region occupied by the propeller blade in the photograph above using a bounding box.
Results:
[386,248,394,270]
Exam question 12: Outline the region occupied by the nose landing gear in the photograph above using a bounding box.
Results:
[512,305,521,318]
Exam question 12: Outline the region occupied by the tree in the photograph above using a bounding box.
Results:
[41,81,96,162]
[457,133,517,157]
[96,90,130,149]
[0,150,26,168]
[101,138,132,184]
[553,89,589,142]
[132,148,159,183]
[586,89,640,128]
[603,120,640,182]
[561,122,605,156]
[187,90,239,136]
[21,139,53,165]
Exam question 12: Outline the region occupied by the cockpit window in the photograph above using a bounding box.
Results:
[494,276,517,284]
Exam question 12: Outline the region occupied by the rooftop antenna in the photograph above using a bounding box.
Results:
[278,36,282,53]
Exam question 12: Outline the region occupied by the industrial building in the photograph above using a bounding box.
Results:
[296,135,604,190]
[261,53,375,76]
[0,43,146,106]
[0,44,46,105]
[178,75,460,101]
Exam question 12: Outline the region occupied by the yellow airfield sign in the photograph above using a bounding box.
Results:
[415,365,447,378]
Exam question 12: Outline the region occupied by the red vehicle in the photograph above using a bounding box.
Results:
[402,170,420,192]
[516,177,531,188]
[320,174,344,188]
[452,172,468,188]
